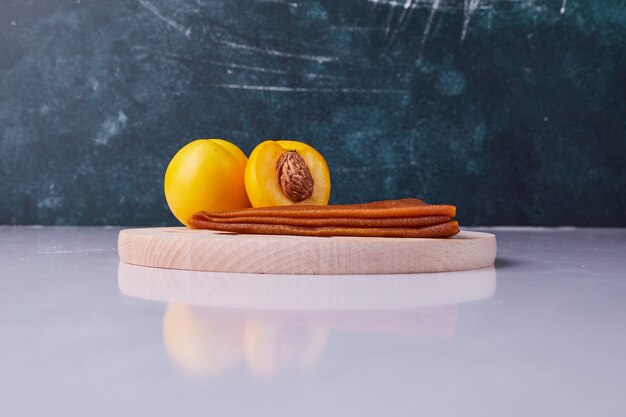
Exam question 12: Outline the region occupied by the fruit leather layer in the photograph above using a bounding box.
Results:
[188,199,459,238]
[191,214,451,228]
[188,218,459,238]
[196,198,456,219]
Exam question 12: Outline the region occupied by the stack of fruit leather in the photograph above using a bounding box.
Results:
[189,198,459,238]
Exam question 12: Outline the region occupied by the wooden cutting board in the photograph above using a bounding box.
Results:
[118,228,496,275]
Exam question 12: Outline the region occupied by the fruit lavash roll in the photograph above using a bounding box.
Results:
[189,199,459,238]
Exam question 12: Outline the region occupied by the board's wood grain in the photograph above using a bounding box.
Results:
[118,228,496,274]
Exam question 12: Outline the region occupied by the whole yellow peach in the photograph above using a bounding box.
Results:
[164,139,251,226]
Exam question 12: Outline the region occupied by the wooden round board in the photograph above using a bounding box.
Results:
[118,228,496,275]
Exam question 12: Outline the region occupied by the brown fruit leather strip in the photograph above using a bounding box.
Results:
[192,214,451,228]
[188,219,459,238]
[199,198,456,219]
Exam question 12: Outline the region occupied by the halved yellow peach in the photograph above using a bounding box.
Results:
[245,140,331,208]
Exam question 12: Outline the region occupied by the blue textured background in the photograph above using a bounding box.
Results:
[1,0,624,226]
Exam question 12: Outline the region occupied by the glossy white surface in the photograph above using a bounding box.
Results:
[1,227,625,417]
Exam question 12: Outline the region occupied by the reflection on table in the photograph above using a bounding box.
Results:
[118,263,496,378]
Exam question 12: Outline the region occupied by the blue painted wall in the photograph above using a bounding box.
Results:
[1,0,624,226]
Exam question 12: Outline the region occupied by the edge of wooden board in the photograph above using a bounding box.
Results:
[118,227,497,275]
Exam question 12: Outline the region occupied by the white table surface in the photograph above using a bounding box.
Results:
[1,226,625,417]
